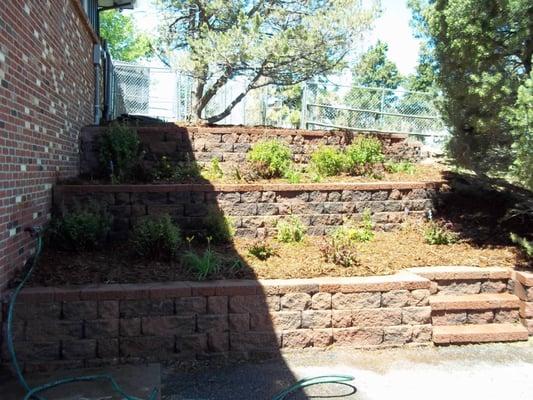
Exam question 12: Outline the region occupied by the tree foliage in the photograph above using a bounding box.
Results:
[352,40,402,89]
[100,10,152,61]
[155,0,378,123]
[409,0,533,186]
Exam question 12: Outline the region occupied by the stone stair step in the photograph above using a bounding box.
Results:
[430,293,520,311]
[433,323,529,344]
[407,266,511,281]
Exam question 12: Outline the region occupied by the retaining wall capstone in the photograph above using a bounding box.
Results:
[54,181,444,238]
[0,274,432,373]
[80,125,423,176]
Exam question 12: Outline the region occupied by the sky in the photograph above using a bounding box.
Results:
[127,0,421,76]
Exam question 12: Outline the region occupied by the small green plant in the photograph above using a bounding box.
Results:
[424,221,459,245]
[284,167,302,184]
[182,236,220,280]
[510,233,533,259]
[175,162,202,182]
[130,214,182,259]
[247,241,277,260]
[310,146,345,176]
[333,210,375,243]
[206,157,224,179]
[344,136,384,176]
[48,207,111,252]
[276,216,306,243]
[203,209,235,243]
[319,237,359,268]
[99,122,140,182]
[152,156,176,181]
[247,139,293,178]
[385,161,416,174]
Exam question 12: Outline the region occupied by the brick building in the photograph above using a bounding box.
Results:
[0,1,134,294]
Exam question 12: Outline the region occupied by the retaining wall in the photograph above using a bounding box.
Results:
[80,125,423,176]
[515,271,533,334]
[54,181,444,238]
[1,273,433,373]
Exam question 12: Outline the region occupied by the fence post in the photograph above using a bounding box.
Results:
[379,87,385,131]
[300,82,308,129]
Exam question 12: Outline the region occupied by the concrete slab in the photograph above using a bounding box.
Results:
[163,341,533,399]
[0,363,160,400]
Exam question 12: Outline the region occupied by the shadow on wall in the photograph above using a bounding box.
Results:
[100,121,322,398]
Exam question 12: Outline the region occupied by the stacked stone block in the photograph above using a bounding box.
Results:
[80,125,422,176]
[515,271,533,334]
[0,274,432,372]
[54,182,442,239]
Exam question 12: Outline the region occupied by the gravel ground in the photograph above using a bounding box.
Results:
[162,340,533,400]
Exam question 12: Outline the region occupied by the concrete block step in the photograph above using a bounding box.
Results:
[433,323,528,344]
[430,293,520,311]
[407,266,511,281]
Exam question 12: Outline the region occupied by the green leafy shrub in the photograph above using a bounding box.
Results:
[344,136,384,176]
[510,233,533,259]
[203,209,235,243]
[332,210,375,243]
[424,221,458,245]
[284,167,302,184]
[48,207,111,252]
[319,237,359,268]
[276,216,306,243]
[310,146,345,176]
[130,214,182,259]
[385,161,415,174]
[99,122,140,182]
[152,156,176,181]
[175,162,202,182]
[247,241,277,260]
[182,236,219,280]
[247,139,293,178]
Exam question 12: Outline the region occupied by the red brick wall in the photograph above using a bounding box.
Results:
[0,1,96,294]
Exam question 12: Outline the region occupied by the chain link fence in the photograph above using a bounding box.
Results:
[112,63,447,150]
[302,82,447,145]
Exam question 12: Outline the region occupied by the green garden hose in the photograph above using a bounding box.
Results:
[7,227,355,399]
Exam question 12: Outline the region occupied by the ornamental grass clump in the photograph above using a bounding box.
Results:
[181,236,220,280]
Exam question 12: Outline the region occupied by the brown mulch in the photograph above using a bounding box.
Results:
[25,222,525,287]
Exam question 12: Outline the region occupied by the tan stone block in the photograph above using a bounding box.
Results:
[383,325,413,345]
[332,310,353,328]
[402,307,432,325]
[312,293,332,310]
[302,310,332,328]
[412,324,432,343]
[282,330,313,348]
[250,311,301,331]
[313,329,334,347]
[466,311,494,324]
[281,293,311,310]
[333,327,383,346]
[331,292,381,310]
[382,290,410,307]
[351,308,402,326]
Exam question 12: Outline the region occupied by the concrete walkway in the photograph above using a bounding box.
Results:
[163,341,533,399]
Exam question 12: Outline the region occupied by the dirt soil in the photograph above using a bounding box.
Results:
[25,222,525,287]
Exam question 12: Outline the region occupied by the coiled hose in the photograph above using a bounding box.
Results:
[7,228,355,399]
